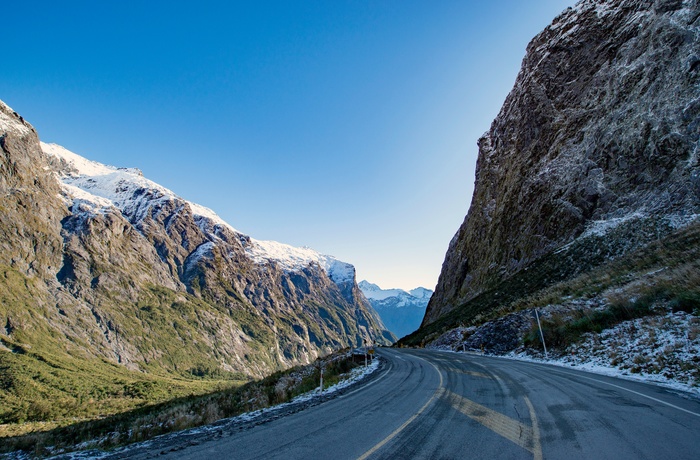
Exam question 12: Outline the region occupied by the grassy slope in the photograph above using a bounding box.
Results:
[0,260,378,435]
[0,266,257,429]
[0,350,362,457]
[400,219,700,347]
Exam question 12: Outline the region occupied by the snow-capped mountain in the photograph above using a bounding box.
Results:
[42,142,355,286]
[359,280,432,339]
[0,98,395,411]
[408,287,432,301]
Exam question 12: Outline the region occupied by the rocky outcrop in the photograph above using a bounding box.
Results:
[0,102,66,278]
[424,0,700,325]
[428,311,533,354]
[0,99,392,386]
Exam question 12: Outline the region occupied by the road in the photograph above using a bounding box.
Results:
[120,348,700,459]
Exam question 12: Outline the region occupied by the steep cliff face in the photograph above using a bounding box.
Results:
[424,0,700,325]
[0,103,66,279]
[0,97,392,398]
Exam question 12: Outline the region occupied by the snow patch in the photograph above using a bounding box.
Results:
[447,310,700,396]
[42,141,356,285]
[359,280,433,304]
[42,142,116,177]
[184,242,216,273]
[60,183,114,213]
[362,287,406,301]
[246,239,355,284]
[409,287,433,300]
[0,101,34,137]
[43,141,180,224]
[189,202,239,234]
[579,211,647,239]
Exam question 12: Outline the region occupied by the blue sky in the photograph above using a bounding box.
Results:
[2,1,575,290]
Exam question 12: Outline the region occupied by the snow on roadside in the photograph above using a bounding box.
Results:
[428,304,700,397]
[232,357,379,424]
[505,311,700,396]
[54,359,381,459]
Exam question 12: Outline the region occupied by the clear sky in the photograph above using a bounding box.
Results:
[2,0,575,291]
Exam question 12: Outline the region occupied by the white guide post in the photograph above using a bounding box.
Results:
[319,367,324,393]
[535,308,548,358]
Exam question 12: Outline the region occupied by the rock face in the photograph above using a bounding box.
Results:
[0,99,393,383]
[0,105,66,279]
[358,281,432,339]
[424,0,700,326]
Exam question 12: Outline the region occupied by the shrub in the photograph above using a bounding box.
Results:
[525,296,657,350]
[1,351,361,457]
[669,291,700,315]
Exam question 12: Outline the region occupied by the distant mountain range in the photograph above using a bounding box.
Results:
[359,281,432,339]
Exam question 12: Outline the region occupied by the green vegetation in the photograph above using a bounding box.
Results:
[523,298,654,349]
[0,267,253,432]
[0,261,369,456]
[399,219,700,348]
[0,257,380,448]
[524,287,700,350]
[0,351,361,458]
[0,347,241,426]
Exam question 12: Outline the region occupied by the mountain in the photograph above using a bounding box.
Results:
[0,99,393,424]
[405,0,700,345]
[359,281,432,339]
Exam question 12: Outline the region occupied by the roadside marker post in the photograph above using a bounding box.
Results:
[364,340,368,367]
[535,308,548,358]
[319,367,324,394]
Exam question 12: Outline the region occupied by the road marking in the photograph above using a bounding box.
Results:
[446,367,491,379]
[446,390,539,457]
[466,353,700,419]
[523,395,543,460]
[447,351,544,459]
[564,372,700,419]
[356,356,444,460]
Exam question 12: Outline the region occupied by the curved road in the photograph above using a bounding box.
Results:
[124,348,700,459]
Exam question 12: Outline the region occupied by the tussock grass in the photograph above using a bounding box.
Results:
[400,219,700,348]
[524,298,654,349]
[0,269,262,429]
[0,350,360,458]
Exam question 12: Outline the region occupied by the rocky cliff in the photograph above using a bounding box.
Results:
[423,0,700,327]
[0,98,393,423]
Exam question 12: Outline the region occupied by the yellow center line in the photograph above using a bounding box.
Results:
[446,390,537,455]
[356,356,444,460]
[523,395,543,460]
[457,360,543,459]
[357,353,542,460]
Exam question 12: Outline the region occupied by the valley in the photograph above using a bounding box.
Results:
[0,99,393,441]
[2,0,700,457]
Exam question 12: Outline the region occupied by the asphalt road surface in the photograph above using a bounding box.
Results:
[122,348,700,459]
